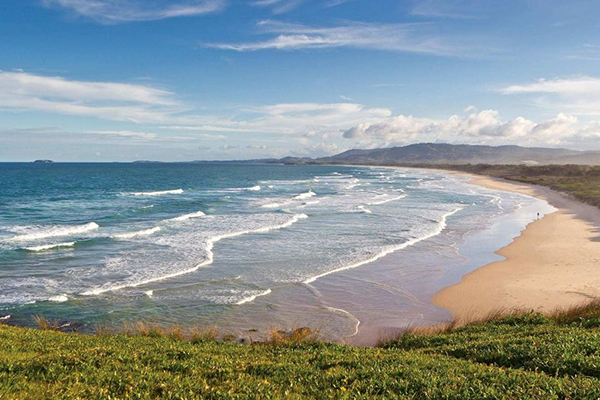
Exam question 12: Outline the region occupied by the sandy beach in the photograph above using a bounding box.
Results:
[433,172,600,321]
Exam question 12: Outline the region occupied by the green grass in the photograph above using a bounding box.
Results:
[3,305,600,399]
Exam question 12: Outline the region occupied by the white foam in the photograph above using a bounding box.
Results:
[296,200,321,209]
[8,222,99,242]
[0,315,10,320]
[323,306,361,337]
[261,202,283,209]
[246,185,261,191]
[357,205,372,214]
[303,207,462,284]
[130,189,183,196]
[293,190,316,200]
[25,241,76,252]
[48,294,68,302]
[112,227,161,239]
[304,200,321,206]
[166,211,206,222]
[81,214,308,296]
[367,194,407,205]
[235,289,272,305]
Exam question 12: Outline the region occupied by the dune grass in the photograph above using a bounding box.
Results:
[2,303,600,399]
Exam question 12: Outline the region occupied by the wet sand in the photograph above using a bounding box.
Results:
[433,172,600,321]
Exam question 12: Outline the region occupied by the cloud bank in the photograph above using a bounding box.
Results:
[343,110,586,147]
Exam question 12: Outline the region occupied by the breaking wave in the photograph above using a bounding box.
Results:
[7,222,99,242]
[235,289,272,305]
[112,227,161,240]
[25,242,76,252]
[303,207,463,284]
[166,211,206,222]
[130,189,183,196]
[80,214,309,296]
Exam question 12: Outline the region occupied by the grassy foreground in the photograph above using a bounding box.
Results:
[3,305,600,399]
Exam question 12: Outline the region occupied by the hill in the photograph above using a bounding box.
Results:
[3,303,600,399]
[314,143,598,165]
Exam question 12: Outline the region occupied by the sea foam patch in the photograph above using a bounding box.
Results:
[7,222,99,242]
[80,213,308,296]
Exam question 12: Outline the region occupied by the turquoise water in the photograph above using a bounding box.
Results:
[0,163,551,338]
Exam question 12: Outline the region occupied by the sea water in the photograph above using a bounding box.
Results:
[0,163,554,340]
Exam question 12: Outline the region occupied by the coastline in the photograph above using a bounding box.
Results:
[432,170,600,321]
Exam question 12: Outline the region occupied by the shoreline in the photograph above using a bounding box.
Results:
[5,165,600,346]
[431,170,600,321]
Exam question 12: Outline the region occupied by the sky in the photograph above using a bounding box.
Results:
[2,0,600,161]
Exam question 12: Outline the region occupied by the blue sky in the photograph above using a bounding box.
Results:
[2,0,600,161]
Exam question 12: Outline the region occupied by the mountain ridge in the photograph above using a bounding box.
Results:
[274,143,600,166]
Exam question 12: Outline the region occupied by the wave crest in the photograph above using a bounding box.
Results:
[166,211,206,222]
[130,189,183,196]
[8,222,99,242]
[25,242,76,252]
[235,289,272,305]
[294,190,316,200]
[112,227,161,240]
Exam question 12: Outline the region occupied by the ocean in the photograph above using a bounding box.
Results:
[0,163,554,341]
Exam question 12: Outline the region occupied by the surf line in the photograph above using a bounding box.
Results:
[323,306,361,338]
[303,207,463,285]
[81,214,308,296]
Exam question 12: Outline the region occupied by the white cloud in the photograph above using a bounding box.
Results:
[0,71,181,123]
[157,102,390,139]
[0,72,390,141]
[240,102,391,136]
[247,144,269,149]
[206,20,469,56]
[500,76,600,116]
[0,126,200,143]
[0,71,176,105]
[306,141,340,155]
[501,76,600,96]
[325,0,357,7]
[251,0,355,14]
[160,125,259,133]
[86,130,158,140]
[343,109,580,147]
[410,0,481,19]
[252,0,303,14]
[42,0,224,23]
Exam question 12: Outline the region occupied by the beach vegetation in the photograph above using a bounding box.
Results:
[3,303,600,399]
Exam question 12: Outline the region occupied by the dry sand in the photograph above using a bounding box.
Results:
[432,172,600,321]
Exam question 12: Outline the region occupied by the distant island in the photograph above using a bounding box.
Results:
[33,159,53,163]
